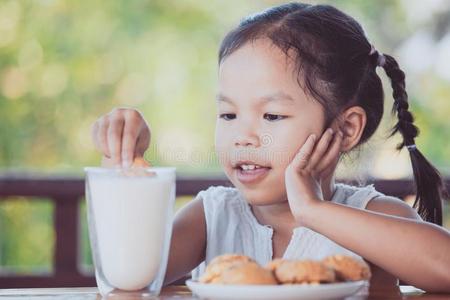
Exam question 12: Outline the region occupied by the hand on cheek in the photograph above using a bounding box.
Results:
[285,128,343,224]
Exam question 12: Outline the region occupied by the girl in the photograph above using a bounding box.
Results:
[91,3,450,292]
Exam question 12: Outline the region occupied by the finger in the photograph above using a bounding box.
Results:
[130,110,150,157]
[101,155,116,168]
[316,130,343,174]
[91,121,101,152]
[308,128,334,170]
[107,115,124,166]
[135,127,150,157]
[121,113,141,168]
[291,134,317,170]
[98,117,111,158]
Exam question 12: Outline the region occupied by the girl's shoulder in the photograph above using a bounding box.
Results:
[196,185,239,196]
[336,182,420,220]
[194,185,250,246]
[194,185,244,211]
[195,185,241,200]
[333,182,402,208]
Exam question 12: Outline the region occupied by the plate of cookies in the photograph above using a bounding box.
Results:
[186,254,370,300]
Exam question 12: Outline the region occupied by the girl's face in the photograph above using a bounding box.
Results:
[215,39,327,206]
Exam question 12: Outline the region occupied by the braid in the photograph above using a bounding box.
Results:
[382,55,418,148]
[379,53,444,225]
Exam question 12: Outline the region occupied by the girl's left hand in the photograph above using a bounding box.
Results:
[285,128,343,225]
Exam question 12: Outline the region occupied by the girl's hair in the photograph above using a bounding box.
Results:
[218,2,444,225]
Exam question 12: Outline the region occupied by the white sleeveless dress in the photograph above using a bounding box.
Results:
[191,183,400,279]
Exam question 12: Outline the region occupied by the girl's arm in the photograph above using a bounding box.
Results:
[300,197,450,292]
[285,130,450,293]
[163,197,206,285]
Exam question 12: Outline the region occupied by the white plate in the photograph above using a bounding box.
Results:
[186,279,368,300]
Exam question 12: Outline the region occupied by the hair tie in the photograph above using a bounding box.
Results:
[369,45,386,68]
[406,144,417,152]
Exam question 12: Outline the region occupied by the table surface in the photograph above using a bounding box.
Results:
[1,285,449,299]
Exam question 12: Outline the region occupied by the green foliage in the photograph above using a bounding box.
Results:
[0,198,53,274]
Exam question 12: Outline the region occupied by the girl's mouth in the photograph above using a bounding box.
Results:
[234,163,271,184]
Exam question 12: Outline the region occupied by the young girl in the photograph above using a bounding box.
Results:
[91,3,450,292]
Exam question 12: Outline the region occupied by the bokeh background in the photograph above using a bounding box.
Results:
[1,0,449,276]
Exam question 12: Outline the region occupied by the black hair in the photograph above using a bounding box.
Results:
[218,2,444,225]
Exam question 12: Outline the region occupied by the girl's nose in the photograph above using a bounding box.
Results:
[233,115,262,147]
[234,132,261,147]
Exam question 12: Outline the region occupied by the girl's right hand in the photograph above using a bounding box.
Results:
[91,108,151,168]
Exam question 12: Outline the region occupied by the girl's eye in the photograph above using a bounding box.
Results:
[219,113,236,121]
[264,113,287,121]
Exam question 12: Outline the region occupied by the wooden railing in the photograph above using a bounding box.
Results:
[0,174,448,288]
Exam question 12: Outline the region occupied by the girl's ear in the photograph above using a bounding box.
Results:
[333,106,367,152]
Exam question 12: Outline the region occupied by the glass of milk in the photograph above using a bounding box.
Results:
[84,166,176,298]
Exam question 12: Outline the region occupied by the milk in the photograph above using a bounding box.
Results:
[86,168,175,292]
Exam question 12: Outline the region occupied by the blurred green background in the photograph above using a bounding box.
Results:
[1,0,449,276]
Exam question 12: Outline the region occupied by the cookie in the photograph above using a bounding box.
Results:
[132,157,151,168]
[265,258,284,272]
[199,254,254,283]
[120,157,155,177]
[270,259,336,284]
[322,255,371,281]
[214,261,278,285]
